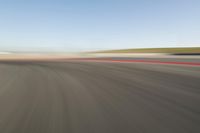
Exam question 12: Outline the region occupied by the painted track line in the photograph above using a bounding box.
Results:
[73,58,200,67]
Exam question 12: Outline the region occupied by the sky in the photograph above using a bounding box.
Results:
[0,0,200,52]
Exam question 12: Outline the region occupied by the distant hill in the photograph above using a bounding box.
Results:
[93,47,200,54]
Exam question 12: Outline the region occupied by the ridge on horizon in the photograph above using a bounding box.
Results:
[89,47,200,54]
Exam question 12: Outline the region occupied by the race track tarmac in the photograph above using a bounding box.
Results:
[0,61,200,133]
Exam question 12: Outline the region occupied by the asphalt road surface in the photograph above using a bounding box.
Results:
[0,61,200,133]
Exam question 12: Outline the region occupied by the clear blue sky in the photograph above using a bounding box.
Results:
[0,0,200,52]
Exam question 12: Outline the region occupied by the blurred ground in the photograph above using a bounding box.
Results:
[0,59,199,133]
[0,53,81,61]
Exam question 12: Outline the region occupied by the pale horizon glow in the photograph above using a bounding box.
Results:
[0,0,200,52]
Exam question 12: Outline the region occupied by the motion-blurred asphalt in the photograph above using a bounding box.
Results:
[0,61,200,133]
